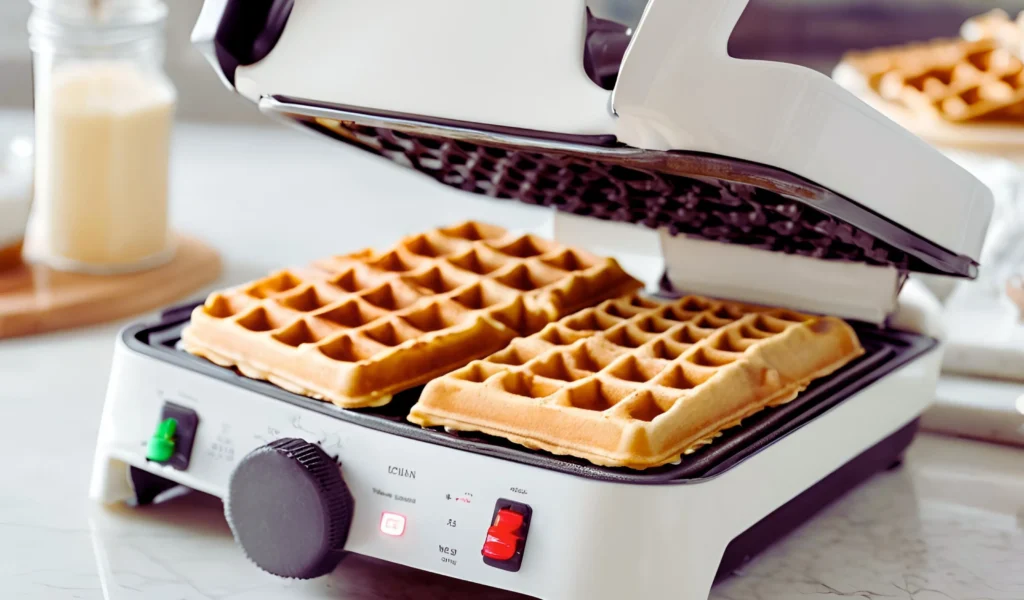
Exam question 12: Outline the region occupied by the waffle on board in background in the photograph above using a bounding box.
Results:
[181,222,642,408]
[409,294,864,469]
[842,37,1024,124]
[962,9,1024,57]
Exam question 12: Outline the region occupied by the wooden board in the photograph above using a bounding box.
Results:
[0,235,221,339]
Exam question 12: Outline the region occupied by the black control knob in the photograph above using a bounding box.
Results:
[226,438,353,579]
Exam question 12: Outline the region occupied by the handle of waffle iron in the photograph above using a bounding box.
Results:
[611,0,993,262]
[192,0,294,89]
[610,0,790,149]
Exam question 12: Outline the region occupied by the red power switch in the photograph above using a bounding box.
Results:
[481,499,532,572]
[482,509,524,560]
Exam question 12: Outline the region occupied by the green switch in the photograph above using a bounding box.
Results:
[147,417,178,462]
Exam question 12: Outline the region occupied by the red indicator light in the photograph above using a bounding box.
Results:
[380,512,406,536]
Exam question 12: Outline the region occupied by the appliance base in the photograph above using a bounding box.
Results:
[123,419,920,594]
[93,305,940,600]
[716,418,917,582]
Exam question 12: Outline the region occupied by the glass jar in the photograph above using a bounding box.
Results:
[27,0,176,274]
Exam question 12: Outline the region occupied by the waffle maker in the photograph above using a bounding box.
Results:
[90,2,995,598]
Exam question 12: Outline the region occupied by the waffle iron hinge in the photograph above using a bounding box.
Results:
[659,232,902,325]
[551,212,666,291]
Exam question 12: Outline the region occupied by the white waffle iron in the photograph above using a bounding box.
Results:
[90,2,995,599]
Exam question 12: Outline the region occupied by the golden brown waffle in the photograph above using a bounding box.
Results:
[409,294,864,469]
[842,38,1024,123]
[182,222,642,408]
[962,9,1024,56]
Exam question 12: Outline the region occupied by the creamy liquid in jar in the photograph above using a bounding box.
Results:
[32,59,176,272]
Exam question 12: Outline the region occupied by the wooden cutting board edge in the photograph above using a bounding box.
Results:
[0,235,221,339]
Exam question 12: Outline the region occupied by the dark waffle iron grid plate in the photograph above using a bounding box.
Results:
[280,96,978,279]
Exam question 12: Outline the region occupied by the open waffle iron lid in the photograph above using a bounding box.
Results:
[192,0,994,279]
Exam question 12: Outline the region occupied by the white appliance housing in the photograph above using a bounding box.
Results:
[90,1,996,599]
[91,290,940,600]
[193,0,992,264]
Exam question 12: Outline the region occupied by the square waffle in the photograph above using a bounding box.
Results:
[962,9,1024,57]
[842,37,1024,123]
[408,293,864,469]
[181,221,642,408]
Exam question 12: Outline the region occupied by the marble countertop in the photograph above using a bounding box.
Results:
[1,110,1023,600]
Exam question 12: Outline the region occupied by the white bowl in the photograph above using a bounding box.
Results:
[0,137,33,250]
